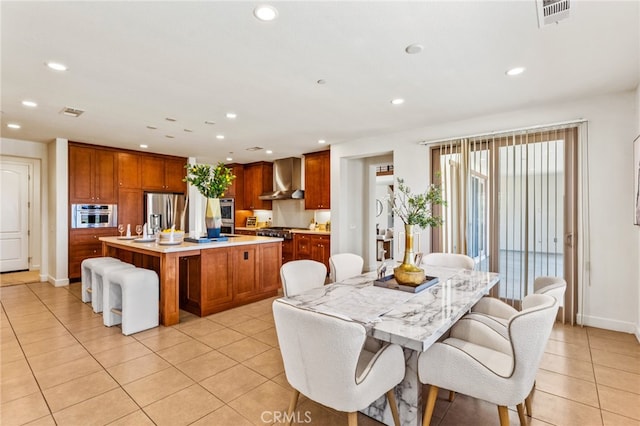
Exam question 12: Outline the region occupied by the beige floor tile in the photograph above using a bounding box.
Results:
[73,323,125,343]
[544,338,593,362]
[598,384,640,420]
[1,340,25,364]
[428,393,521,426]
[601,410,640,426]
[27,344,90,372]
[63,316,106,334]
[82,332,136,354]
[589,334,640,358]
[156,340,212,364]
[230,318,273,336]
[130,323,173,340]
[11,318,63,336]
[539,351,595,382]
[137,328,192,351]
[106,410,155,426]
[592,348,640,375]
[143,384,223,426]
[294,398,346,426]
[196,327,246,349]
[207,310,254,327]
[16,324,71,346]
[256,312,275,325]
[243,347,285,379]
[1,361,40,403]
[535,368,599,407]
[191,405,254,426]
[201,364,268,403]
[42,370,119,413]
[33,356,103,390]
[24,414,57,425]
[587,327,639,344]
[228,380,304,425]
[176,349,237,382]
[529,389,603,426]
[252,327,280,347]
[4,305,51,319]
[123,367,194,407]
[0,392,51,426]
[594,364,640,394]
[93,341,153,369]
[271,373,294,391]
[549,323,589,346]
[52,388,138,426]
[218,337,271,363]
[107,353,171,385]
[176,318,225,337]
[21,333,79,358]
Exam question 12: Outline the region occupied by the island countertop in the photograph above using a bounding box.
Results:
[99,234,283,253]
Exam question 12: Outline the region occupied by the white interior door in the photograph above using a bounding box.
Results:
[0,161,30,272]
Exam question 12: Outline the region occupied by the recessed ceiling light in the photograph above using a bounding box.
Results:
[140,144,148,148]
[165,135,175,139]
[204,120,216,125]
[22,100,38,108]
[184,129,193,132]
[146,125,157,130]
[226,113,237,119]
[45,61,67,71]
[266,150,273,154]
[165,117,177,122]
[405,43,424,54]
[216,135,225,140]
[226,157,233,161]
[317,79,327,85]
[253,5,278,21]
[318,139,326,144]
[506,67,526,76]
[7,123,21,129]
[391,98,405,105]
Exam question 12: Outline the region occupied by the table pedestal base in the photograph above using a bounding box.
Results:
[362,348,423,426]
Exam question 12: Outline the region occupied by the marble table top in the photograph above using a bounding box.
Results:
[280,266,500,352]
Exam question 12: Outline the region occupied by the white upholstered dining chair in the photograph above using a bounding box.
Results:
[280,260,327,297]
[329,253,364,283]
[420,252,475,270]
[272,300,405,426]
[418,293,558,426]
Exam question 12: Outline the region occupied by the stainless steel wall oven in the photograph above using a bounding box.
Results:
[71,204,117,228]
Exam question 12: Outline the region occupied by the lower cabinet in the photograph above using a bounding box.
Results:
[293,233,330,271]
[179,242,281,316]
[68,228,118,279]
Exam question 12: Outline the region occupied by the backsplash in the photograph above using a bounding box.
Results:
[236,199,330,228]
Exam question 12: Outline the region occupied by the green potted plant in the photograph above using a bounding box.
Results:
[184,162,235,238]
[390,177,445,285]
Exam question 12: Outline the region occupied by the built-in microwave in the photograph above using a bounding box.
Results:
[71,204,118,228]
[220,198,234,221]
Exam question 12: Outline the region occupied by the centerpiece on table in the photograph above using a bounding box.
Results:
[390,177,445,285]
[184,162,235,238]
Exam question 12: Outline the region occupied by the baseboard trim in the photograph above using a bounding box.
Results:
[48,276,69,287]
[576,313,637,334]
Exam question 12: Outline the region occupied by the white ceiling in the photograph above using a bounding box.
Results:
[1,1,638,164]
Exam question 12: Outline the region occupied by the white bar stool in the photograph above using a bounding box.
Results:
[81,257,121,303]
[90,261,135,313]
[104,268,159,335]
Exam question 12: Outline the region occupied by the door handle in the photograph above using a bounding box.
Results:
[565,233,574,248]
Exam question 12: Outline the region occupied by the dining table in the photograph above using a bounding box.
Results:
[279,266,500,426]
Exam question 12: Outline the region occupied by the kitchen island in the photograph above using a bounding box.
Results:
[100,235,283,326]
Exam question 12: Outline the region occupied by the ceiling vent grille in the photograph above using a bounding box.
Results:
[537,0,571,28]
[245,146,264,151]
[60,106,84,117]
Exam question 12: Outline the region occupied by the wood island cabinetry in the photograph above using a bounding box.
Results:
[304,150,330,210]
[243,161,273,210]
[68,228,117,279]
[69,145,117,204]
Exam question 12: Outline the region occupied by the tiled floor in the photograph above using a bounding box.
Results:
[1,278,639,426]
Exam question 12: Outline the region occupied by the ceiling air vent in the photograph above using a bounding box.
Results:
[245,146,264,151]
[537,0,571,28]
[60,106,84,117]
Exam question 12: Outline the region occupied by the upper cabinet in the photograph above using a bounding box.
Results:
[243,161,272,210]
[225,163,244,205]
[117,152,142,189]
[69,144,117,204]
[304,150,330,210]
[141,156,186,192]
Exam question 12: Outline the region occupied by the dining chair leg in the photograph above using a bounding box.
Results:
[525,386,534,416]
[497,405,510,426]
[285,389,300,426]
[517,403,527,425]
[448,390,456,402]
[422,385,439,426]
[386,390,401,426]
[347,411,358,426]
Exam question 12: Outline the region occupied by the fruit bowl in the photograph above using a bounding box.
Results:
[159,230,184,244]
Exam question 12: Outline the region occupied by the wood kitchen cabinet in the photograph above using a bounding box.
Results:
[242,161,273,210]
[235,229,257,236]
[117,188,143,228]
[304,150,330,210]
[117,152,142,189]
[68,228,117,279]
[69,145,117,204]
[224,163,244,205]
[293,233,330,271]
[141,156,186,192]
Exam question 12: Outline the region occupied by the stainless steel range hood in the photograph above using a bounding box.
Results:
[259,157,304,200]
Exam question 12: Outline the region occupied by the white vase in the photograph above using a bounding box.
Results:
[205,198,222,238]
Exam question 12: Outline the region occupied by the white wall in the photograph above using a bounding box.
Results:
[47,139,69,286]
[636,83,640,341]
[0,137,48,281]
[332,89,639,333]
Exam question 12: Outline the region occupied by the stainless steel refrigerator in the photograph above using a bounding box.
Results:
[144,192,188,233]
